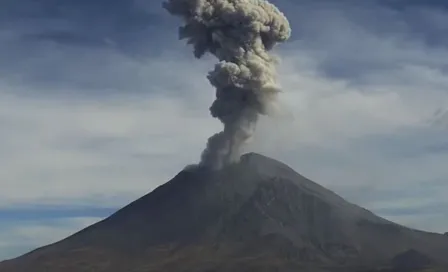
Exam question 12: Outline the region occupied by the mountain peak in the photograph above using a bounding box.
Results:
[1,153,448,272]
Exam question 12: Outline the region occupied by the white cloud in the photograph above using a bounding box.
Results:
[383,211,448,234]
[0,217,102,261]
[1,38,447,221]
[0,88,219,208]
[1,0,448,259]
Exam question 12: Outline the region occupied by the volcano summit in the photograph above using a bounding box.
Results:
[164,0,291,169]
[1,153,447,272]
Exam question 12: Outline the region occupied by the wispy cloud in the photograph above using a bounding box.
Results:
[0,90,218,208]
[0,217,102,260]
[1,0,448,260]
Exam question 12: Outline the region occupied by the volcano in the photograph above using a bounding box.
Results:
[1,153,447,272]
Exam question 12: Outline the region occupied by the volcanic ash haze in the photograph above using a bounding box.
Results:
[163,0,291,170]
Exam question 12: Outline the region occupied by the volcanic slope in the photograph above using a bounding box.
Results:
[1,153,447,272]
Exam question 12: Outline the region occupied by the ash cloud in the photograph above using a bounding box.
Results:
[163,0,291,170]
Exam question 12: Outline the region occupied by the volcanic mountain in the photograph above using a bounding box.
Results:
[1,153,447,272]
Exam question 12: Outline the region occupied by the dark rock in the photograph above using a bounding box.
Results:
[1,153,448,272]
[391,249,432,270]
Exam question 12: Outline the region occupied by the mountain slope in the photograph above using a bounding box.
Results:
[1,153,447,272]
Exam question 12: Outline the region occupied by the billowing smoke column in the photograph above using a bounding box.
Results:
[163,0,291,170]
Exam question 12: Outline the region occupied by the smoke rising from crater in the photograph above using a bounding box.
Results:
[163,0,291,170]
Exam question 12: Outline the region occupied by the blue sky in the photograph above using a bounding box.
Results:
[1,0,448,261]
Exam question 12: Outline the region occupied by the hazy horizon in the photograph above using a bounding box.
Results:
[1,0,448,261]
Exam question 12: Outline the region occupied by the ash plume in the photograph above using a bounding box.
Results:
[163,0,291,170]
